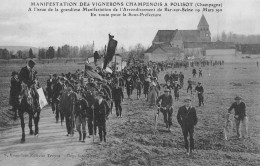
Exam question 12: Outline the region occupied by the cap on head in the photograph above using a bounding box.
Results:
[234,96,242,100]
[11,71,18,76]
[184,98,192,102]
[28,59,36,65]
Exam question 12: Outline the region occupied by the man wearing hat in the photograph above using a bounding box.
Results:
[112,81,124,117]
[177,98,198,155]
[228,96,248,138]
[61,83,77,136]
[179,72,184,88]
[156,89,173,131]
[173,80,181,101]
[94,91,109,144]
[9,71,22,120]
[187,78,193,94]
[195,82,204,106]
[75,92,89,142]
[53,77,66,122]
[135,77,143,99]
[46,74,54,103]
[18,59,40,111]
[125,76,134,99]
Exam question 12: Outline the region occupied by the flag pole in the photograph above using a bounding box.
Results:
[114,54,116,71]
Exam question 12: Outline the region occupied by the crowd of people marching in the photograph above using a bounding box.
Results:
[8,58,248,155]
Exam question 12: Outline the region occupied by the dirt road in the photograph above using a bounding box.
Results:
[1,64,260,166]
[0,106,103,166]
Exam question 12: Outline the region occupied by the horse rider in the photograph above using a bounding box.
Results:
[18,59,40,114]
[177,98,198,155]
[156,89,173,131]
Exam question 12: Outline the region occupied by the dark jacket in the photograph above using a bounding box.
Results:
[156,94,173,109]
[18,66,36,86]
[112,87,124,101]
[177,106,198,127]
[125,79,134,89]
[53,82,63,101]
[10,77,22,96]
[94,99,107,123]
[46,79,54,92]
[195,86,204,94]
[9,77,22,106]
[228,102,246,120]
[75,98,89,118]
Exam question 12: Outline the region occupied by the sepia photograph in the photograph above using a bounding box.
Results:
[0,0,259,165]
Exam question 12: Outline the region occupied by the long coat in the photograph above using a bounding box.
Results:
[9,77,22,106]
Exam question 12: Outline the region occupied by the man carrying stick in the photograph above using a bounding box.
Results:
[227,96,248,139]
[156,89,173,131]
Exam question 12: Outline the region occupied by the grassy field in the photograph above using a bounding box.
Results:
[0,61,260,165]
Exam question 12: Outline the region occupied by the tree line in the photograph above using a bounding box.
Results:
[0,43,147,60]
[212,31,260,44]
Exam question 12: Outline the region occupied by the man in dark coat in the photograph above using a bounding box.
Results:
[52,77,65,122]
[192,68,196,77]
[187,78,193,94]
[195,82,204,106]
[125,76,134,98]
[61,83,77,136]
[177,98,198,155]
[94,92,108,144]
[179,72,184,88]
[156,89,173,131]
[112,82,124,117]
[46,74,54,103]
[228,96,248,138]
[9,71,22,119]
[75,96,88,142]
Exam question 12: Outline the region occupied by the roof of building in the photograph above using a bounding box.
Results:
[152,15,210,45]
[198,14,209,27]
[152,30,177,44]
[145,44,181,53]
[179,30,202,42]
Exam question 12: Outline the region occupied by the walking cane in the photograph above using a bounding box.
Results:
[93,105,95,142]
[154,106,160,132]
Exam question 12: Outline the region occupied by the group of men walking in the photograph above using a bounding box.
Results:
[9,59,248,155]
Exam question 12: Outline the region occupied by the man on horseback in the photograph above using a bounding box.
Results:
[156,89,173,131]
[18,59,41,142]
[18,59,40,113]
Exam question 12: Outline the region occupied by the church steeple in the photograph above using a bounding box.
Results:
[197,14,209,30]
[197,15,211,42]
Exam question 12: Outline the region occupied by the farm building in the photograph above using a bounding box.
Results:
[145,15,237,62]
[109,54,127,71]
[144,44,183,63]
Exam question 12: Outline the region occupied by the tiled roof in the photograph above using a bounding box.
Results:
[152,30,177,43]
[178,30,201,42]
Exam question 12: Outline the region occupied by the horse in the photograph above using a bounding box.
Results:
[18,84,41,143]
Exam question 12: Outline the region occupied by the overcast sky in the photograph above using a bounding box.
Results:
[0,0,259,49]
